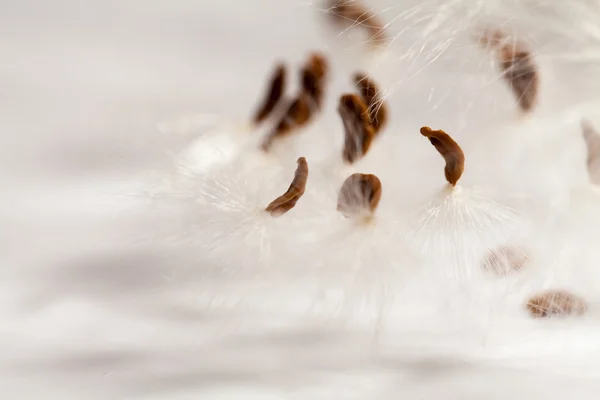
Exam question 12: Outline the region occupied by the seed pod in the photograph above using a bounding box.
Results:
[253,63,287,124]
[581,120,600,185]
[354,72,388,133]
[328,0,387,45]
[265,157,309,217]
[337,173,382,218]
[339,94,376,164]
[420,126,465,186]
[526,290,587,318]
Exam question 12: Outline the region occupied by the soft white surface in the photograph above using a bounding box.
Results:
[3,0,600,398]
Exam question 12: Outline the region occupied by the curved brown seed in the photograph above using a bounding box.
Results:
[253,64,287,124]
[581,120,600,184]
[526,290,587,318]
[420,126,465,186]
[261,95,313,151]
[328,0,387,45]
[354,72,388,133]
[337,173,382,217]
[265,157,309,217]
[339,94,376,164]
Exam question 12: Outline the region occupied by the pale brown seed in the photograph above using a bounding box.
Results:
[253,63,287,125]
[526,290,587,318]
[337,173,382,218]
[328,0,387,45]
[354,72,388,134]
[499,45,539,112]
[265,157,309,217]
[481,30,539,112]
[482,246,528,276]
[339,94,376,164]
[581,120,600,185]
[420,126,465,186]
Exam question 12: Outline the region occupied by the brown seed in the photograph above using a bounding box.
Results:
[354,72,388,134]
[499,46,539,112]
[420,126,465,186]
[265,157,309,217]
[339,94,376,164]
[581,120,600,185]
[300,53,328,110]
[328,0,387,45]
[337,173,382,218]
[261,53,329,151]
[253,63,287,125]
[482,246,528,276]
[481,29,539,112]
[526,290,587,318]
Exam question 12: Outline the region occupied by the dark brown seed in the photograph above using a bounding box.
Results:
[420,126,465,186]
[581,120,600,185]
[354,72,388,133]
[526,290,587,318]
[328,0,387,45]
[300,53,328,110]
[265,157,309,217]
[261,95,313,151]
[261,53,329,151]
[339,94,376,164]
[253,64,287,124]
[482,246,528,276]
[337,173,382,218]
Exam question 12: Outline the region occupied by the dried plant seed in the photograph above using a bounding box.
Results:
[328,0,387,45]
[265,157,309,217]
[420,126,465,186]
[354,72,388,133]
[499,45,539,112]
[581,120,600,185]
[526,290,587,318]
[482,246,528,276]
[253,64,287,124]
[339,94,376,164]
[337,173,382,217]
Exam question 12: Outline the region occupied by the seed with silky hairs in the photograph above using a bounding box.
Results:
[420,126,465,186]
[526,290,587,318]
[253,63,287,125]
[339,94,376,164]
[337,173,382,218]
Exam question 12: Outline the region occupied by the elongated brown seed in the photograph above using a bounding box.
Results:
[300,53,328,109]
[481,29,539,112]
[328,0,387,45]
[526,290,587,318]
[253,64,287,124]
[337,173,382,217]
[420,126,465,186]
[581,120,600,185]
[261,96,312,151]
[354,72,388,133]
[265,157,309,217]
[261,53,329,151]
[339,94,376,164]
